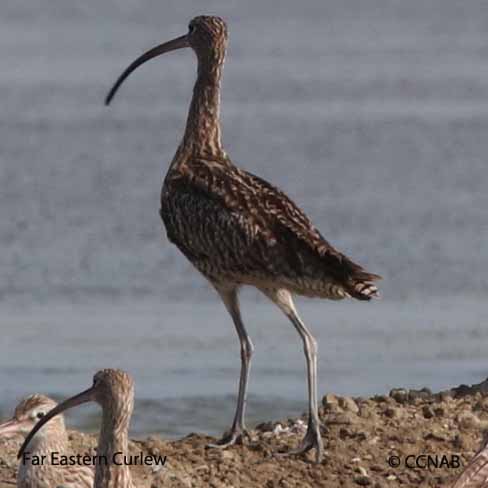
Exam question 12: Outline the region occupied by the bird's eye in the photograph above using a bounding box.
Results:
[36,412,45,419]
[188,24,194,33]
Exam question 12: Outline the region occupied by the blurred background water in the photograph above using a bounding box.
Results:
[0,0,487,438]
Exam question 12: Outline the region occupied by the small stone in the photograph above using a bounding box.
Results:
[357,467,368,476]
[322,394,339,408]
[386,474,397,481]
[368,436,380,445]
[438,391,452,402]
[422,405,434,419]
[384,407,399,419]
[457,412,481,430]
[452,435,465,449]
[327,412,356,425]
[356,431,368,441]
[221,450,235,461]
[339,427,351,439]
[434,406,445,417]
[353,475,371,486]
[272,423,288,435]
[339,396,360,414]
[389,388,408,404]
[407,471,422,483]
[255,421,274,432]
[388,434,403,443]
[409,387,432,402]
[452,384,474,398]
[424,429,448,442]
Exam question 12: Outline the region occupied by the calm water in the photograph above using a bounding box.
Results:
[0,0,487,437]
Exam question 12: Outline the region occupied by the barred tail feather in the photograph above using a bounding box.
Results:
[348,281,380,301]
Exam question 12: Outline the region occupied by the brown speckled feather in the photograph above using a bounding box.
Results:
[161,158,380,299]
[452,433,488,488]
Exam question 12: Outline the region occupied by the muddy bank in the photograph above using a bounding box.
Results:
[2,380,488,488]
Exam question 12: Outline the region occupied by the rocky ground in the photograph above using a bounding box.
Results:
[2,380,488,488]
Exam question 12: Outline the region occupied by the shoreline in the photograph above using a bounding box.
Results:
[2,379,488,487]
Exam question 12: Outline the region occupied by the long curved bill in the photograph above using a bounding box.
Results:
[18,386,96,459]
[0,418,26,438]
[105,34,190,106]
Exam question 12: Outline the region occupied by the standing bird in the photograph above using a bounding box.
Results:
[19,370,135,488]
[0,394,93,488]
[105,16,380,463]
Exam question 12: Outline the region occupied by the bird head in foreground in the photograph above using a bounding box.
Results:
[0,395,61,439]
[105,15,228,105]
[18,369,134,459]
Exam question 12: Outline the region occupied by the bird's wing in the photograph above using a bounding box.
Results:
[168,159,380,283]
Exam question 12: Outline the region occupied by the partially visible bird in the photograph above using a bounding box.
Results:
[105,15,381,463]
[452,431,488,488]
[0,394,93,488]
[19,369,136,488]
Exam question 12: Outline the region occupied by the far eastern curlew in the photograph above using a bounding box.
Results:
[105,16,381,462]
[19,369,136,488]
[0,394,93,488]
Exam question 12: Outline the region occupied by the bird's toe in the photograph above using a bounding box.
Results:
[275,422,324,463]
[206,427,249,449]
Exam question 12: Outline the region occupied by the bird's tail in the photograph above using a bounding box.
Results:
[347,271,382,301]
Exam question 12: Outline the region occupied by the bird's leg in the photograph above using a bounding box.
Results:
[208,285,254,449]
[260,288,324,463]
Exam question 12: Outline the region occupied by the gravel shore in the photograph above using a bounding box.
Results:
[2,380,488,488]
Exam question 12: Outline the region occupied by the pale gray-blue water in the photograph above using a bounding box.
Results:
[0,0,487,437]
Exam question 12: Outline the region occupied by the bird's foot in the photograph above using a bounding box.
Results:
[275,419,324,463]
[207,427,250,449]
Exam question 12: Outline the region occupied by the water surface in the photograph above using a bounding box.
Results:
[0,0,487,437]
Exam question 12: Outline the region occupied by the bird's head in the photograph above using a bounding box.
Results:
[91,368,135,411]
[0,395,62,439]
[18,369,134,459]
[187,16,228,59]
[105,15,228,105]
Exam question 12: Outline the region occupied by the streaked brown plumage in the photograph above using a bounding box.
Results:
[19,370,136,488]
[452,432,488,488]
[163,158,379,300]
[105,15,380,462]
[0,395,94,488]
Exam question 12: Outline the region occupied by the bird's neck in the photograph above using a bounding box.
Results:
[180,57,225,160]
[18,430,69,482]
[95,412,133,488]
[21,429,69,461]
